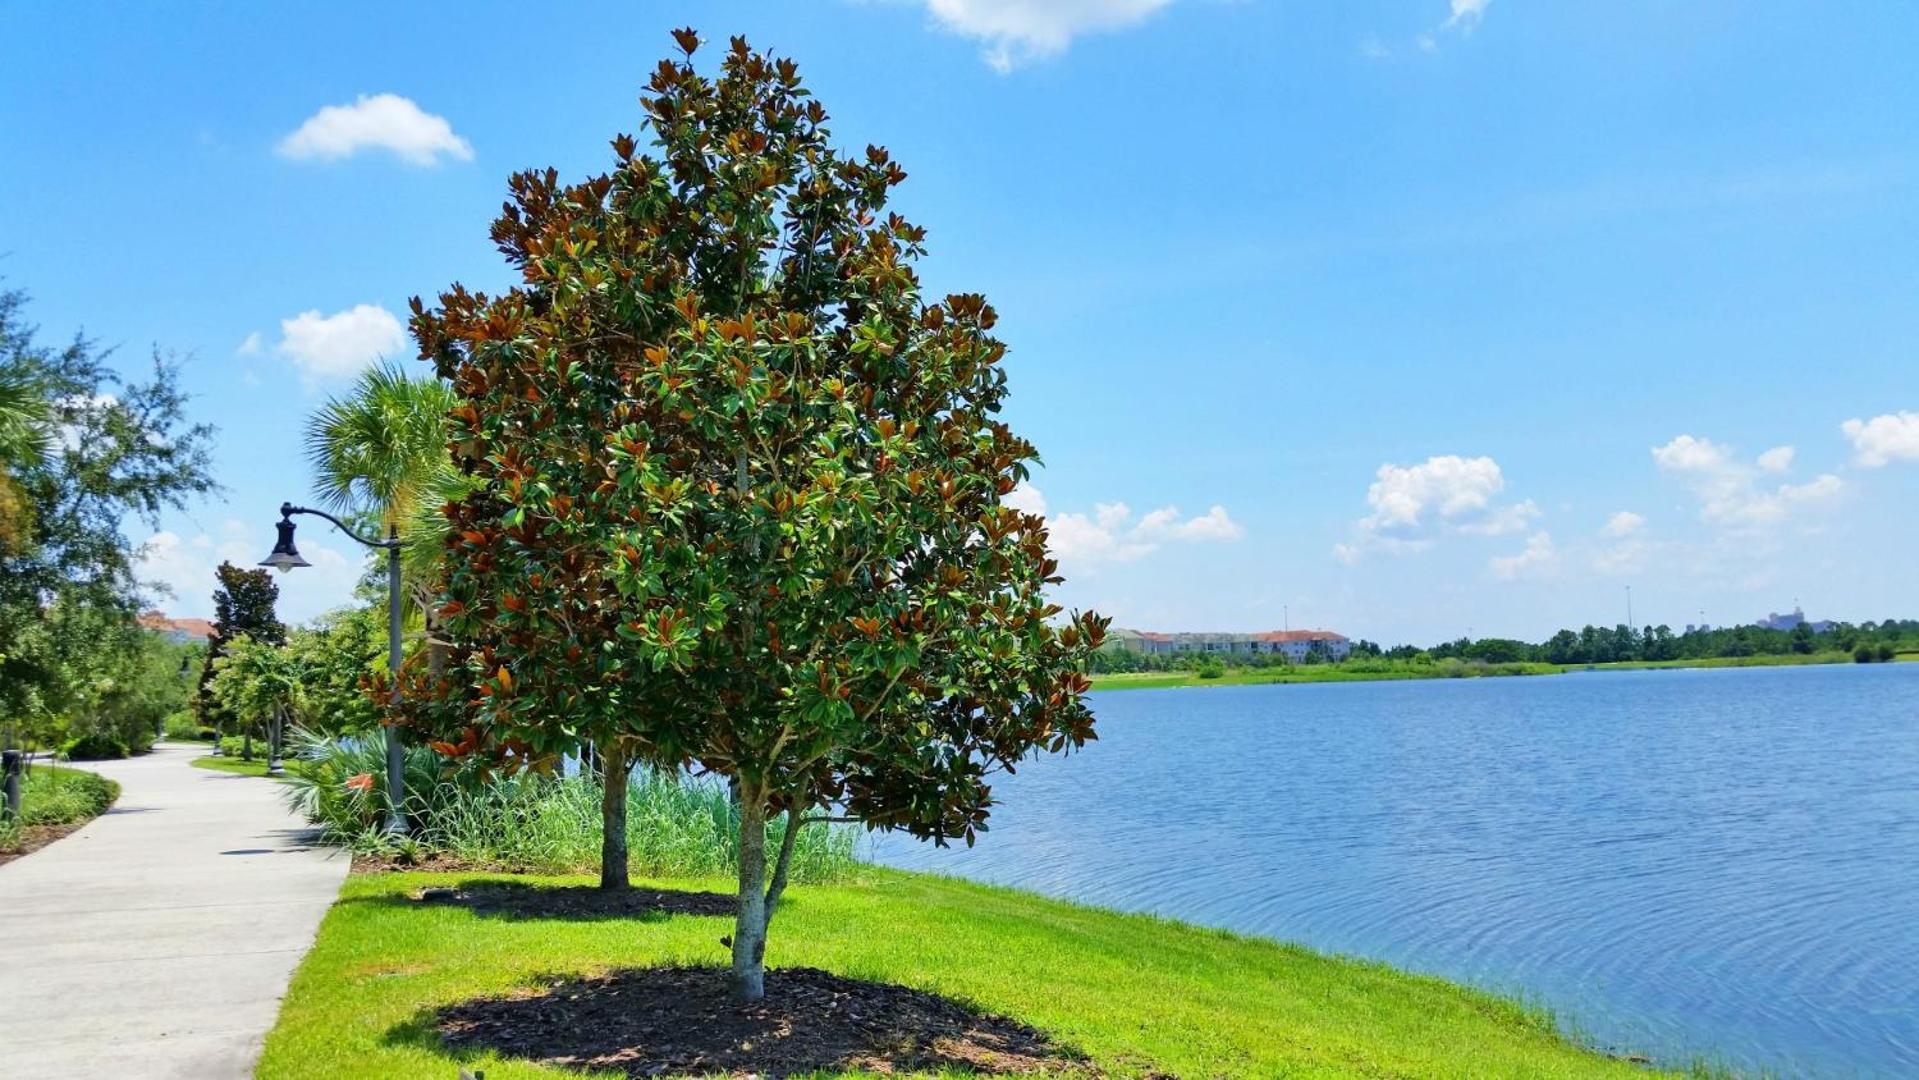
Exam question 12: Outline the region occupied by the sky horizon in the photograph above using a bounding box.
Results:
[5,1,1915,645]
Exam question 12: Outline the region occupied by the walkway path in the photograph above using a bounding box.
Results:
[0,742,346,1079]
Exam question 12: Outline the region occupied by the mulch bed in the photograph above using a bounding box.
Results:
[413,881,735,920]
[436,965,1094,1077]
[0,821,89,866]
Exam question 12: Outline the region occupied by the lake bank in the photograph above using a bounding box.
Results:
[260,866,1678,1078]
[875,664,1919,1077]
[1087,650,1890,691]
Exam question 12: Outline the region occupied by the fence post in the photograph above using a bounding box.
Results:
[2,749,22,823]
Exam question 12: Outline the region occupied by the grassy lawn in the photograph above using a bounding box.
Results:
[261,867,1674,1079]
[190,754,275,777]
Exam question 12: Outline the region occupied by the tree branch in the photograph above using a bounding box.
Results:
[762,806,802,929]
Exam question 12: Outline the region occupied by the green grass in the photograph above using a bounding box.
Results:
[0,764,119,851]
[260,867,1683,1079]
[190,754,274,777]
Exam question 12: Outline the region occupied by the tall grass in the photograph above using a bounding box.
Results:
[278,730,856,882]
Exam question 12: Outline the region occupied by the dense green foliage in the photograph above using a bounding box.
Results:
[260,867,1690,1079]
[0,288,215,750]
[194,562,286,742]
[407,33,1102,998]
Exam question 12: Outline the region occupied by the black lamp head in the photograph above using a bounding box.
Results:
[259,509,311,575]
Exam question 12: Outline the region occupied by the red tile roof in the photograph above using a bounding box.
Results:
[138,611,216,642]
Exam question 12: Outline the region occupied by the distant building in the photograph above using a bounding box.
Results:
[1108,628,1352,662]
[138,610,216,645]
[1753,607,1835,634]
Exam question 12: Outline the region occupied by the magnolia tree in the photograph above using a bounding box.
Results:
[408,31,1104,1002]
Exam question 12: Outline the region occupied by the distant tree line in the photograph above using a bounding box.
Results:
[1090,620,1914,673]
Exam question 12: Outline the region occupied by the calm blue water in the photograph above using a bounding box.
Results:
[869,664,1919,1077]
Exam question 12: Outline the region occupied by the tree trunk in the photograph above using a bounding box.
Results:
[730,792,769,1002]
[242,729,253,761]
[599,742,629,891]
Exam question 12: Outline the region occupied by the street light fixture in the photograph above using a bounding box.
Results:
[260,501,408,834]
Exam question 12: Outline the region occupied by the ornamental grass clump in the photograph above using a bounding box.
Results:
[403,29,1104,1001]
[279,731,855,880]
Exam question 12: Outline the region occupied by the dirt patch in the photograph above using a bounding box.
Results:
[0,821,90,866]
[352,851,520,875]
[413,880,735,920]
[436,965,1094,1077]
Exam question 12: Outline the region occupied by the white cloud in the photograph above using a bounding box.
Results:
[1489,531,1557,581]
[1358,37,1391,60]
[1337,454,1537,559]
[1012,483,1243,568]
[1444,0,1490,30]
[1757,445,1795,472]
[1456,498,1541,536]
[135,520,364,624]
[1602,511,1645,538]
[276,304,407,385]
[1841,411,1919,467]
[1003,481,1047,516]
[278,93,473,166]
[919,0,1174,71]
[236,331,264,357]
[1652,434,1843,529]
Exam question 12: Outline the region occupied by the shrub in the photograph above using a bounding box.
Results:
[216,733,276,758]
[1877,643,1897,663]
[1855,645,1876,663]
[62,733,131,760]
[161,710,204,741]
[1,766,120,848]
[1194,657,1226,680]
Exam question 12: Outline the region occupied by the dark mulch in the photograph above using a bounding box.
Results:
[413,880,735,920]
[0,821,89,866]
[353,851,516,875]
[436,965,1095,1077]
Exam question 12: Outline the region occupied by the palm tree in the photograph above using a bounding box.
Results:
[304,361,458,540]
[303,362,463,831]
[303,361,470,605]
[0,373,50,550]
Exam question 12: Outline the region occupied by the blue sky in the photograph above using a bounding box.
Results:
[4,1,1916,642]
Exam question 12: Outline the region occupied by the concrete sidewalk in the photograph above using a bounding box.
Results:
[0,742,346,1079]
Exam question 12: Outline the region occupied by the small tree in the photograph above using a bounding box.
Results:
[411,31,1104,1002]
[208,635,307,764]
[196,562,285,751]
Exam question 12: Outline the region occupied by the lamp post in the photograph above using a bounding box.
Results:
[261,502,407,834]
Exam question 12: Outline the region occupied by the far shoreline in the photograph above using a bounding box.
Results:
[1087,650,1915,692]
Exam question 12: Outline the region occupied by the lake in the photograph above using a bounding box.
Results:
[869,663,1919,1077]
